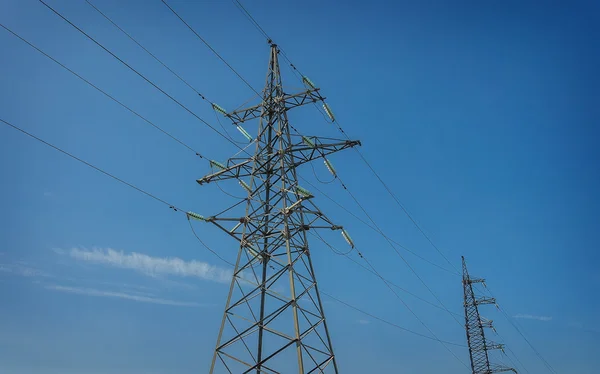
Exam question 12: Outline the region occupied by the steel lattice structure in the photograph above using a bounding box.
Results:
[196,44,360,373]
[462,256,517,374]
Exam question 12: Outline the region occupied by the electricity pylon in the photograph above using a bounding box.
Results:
[195,43,360,373]
[462,256,517,374]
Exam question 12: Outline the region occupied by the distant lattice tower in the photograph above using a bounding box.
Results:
[462,256,517,374]
[194,43,360,373]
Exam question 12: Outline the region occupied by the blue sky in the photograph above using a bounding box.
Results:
[1,0,599,373]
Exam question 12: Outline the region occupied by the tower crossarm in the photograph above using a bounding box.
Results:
[464,277,486,285]
[196,195,346,247]
[475,296,497,306]
[480,317,496,332]
[462,256,517,374]
[196,137,360,185]
[196,158,255,185]
[489,364,518,373]
[288,137,361,168]
[485,341,505,352]
[226,88,324,125]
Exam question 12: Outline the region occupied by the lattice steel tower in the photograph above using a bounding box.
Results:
[195,43,360,373]
[462,256,517,374]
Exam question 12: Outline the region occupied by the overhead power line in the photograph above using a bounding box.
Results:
[84,0,230,109]
[25,3,468,366]
[229,0,461,275]
[486,287,559,374]
[309,230,462,317]
[0,23,204,158]
[160,0,261,97]
[171,0,464,331]
[38,0,238,150]
[359,253,468,368]
[148,2,467,358]
[320,291,466,348]
[224,6,551,373]
[301,177,458,276]
[1,116,450,353]
[0,118,183,212]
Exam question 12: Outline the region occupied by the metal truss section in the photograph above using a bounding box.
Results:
[201,44,361,374]
[463,256,517,374]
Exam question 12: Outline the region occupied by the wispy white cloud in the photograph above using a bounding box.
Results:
[62,247,232,283]
[357,319,371,325]
[514,314,552,322]
[45,284,209,307]
[0,263,52,278]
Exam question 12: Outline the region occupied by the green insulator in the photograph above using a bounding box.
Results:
[210,160,226,170]
[212,103,227,115]
[302,136,316,148]
[323,103,335,122]
[341,229,354,248]
[324,159,336,177]
[187,211,206,221]
[302,76,317,90]
[236,126,253,141]
[239,180,252,193]
[295,186,312,198]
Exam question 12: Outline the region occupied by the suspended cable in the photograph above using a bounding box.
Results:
[320,291,466,348]
[30,3,468,360]
[300,177,458,275]
[334,172,465,329]
[505,345,531,374]
[485,287,559,374]
[188,213,468,350]
[164,5,467,334]
[224,5,463,284]
[309,228,463,317]
[160,0,261,97]
[228,0,461,274]
[309,161,336,185]
[188,217,235,266]
[0,23,204,159]
[358,252,469,368]
[6,22,468,367]
[1,118,183,212]
[231,0,270,41]
[290,127,465,328]
[84,0,244,128]
[38,0,241,150]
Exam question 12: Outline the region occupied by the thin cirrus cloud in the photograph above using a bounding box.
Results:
[63,247,232,284]
[513,313,553,322]
[45,284,209,307]
[0,263,52,278]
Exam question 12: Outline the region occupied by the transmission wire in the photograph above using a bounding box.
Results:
[320,291,466,348]
[228,0,461,274]
[152,2,467,348]
[486,287,559,374]
[1,118,183,212]
[155,0,457,282]
[300,177,458,275]
[160,0,262,97]
[0,114,465,354]
[30,2,470,360]
[0,23,204,159]
[38,0,241,151]
[309,229,463,317]
[359,253,468,368]
[3,116,468,354]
